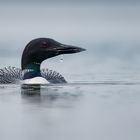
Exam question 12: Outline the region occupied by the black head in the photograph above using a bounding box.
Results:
[21,38,86,70]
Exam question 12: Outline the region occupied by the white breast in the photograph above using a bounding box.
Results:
[22,77,49,84]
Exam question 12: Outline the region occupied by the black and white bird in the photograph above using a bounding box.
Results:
[0,38,85,84]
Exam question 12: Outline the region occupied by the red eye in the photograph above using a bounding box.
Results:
[41,41,47,48]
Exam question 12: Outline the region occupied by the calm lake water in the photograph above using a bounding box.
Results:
[0,81,140,140]
[0,1,140,140]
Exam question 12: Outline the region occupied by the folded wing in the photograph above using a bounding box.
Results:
[0,66,67,84]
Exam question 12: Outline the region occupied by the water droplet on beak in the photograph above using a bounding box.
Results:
[60,55,64,62]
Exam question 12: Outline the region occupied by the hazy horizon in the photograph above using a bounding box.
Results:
[0,1,140,75]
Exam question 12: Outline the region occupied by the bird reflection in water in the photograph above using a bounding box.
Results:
[20,84,82,107]
[21,84,41,96]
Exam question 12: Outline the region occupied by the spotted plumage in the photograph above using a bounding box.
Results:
[0,66,66,84]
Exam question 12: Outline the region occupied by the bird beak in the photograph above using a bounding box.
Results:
[55,44,86,54]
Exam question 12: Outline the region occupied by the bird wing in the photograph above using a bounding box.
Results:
[0,66,66,84]
[0,66,22,84]
[41,68,67,84]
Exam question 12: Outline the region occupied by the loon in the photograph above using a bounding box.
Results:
[0,38,85,84]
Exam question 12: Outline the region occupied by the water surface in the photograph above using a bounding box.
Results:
[0,79,140,140]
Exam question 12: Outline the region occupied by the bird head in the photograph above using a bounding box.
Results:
[21,38,86,70]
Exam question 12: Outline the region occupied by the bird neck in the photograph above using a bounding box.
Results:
[22,63,41,80]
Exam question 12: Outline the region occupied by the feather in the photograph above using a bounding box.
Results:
[0,66,67,84]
